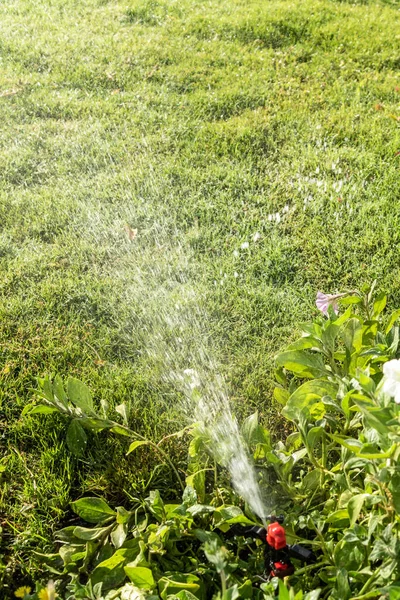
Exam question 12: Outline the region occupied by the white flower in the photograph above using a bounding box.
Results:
[233,250,239,257]
[119,584,147,600]
[275,213,281,223]
[241,241,249,249]
[234,271,239,278]
[253,231,261,242]
[382,359,400,404]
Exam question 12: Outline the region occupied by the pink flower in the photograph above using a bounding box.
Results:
[316,291,339,316]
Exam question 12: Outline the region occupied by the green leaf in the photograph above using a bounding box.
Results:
[342,318,363,356]
[158,572,204,600]
[275,350,328,379]
[174,592,200,600]
[66,419,87,457]
[124,566,155,589]
[241,411,270,447]
[71,497,115,523]
[286,336,323,351]
[146,490,165,522]
[373,293,387,318]
[127,440,150,455]
[326,509,350,527]
[304,591,322,600]
[116,506,132,524]
[277,580,290,600]
[116,403,129,425]
[273,387,289,405]
[73,525,110,541]
[386,310,400,334]
[282,380,338,422]
[24,404,59,416]
[67,377,94,414]
[187,504,215,517]
[110,523,127,549]
[222,585,240,600]
[182,485,198,507]
[335,567,351,600]
[339,296,362,306]
[307,426,323,450]
[53,374,68,407]
[79,417,114,430]
[330,434,362,453]
[40,377,54,402]
[348,494,370,527]
[321,322,340,353]
[90,553,126,589]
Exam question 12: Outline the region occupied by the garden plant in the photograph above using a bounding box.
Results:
[16,287,400,599]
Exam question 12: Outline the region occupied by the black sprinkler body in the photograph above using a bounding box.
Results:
[227,515,315,580]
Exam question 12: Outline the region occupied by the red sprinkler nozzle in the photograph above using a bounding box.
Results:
[266,522,287,551]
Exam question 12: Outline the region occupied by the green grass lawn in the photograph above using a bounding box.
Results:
[1,0,400,592]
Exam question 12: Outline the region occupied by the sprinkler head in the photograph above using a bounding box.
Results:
[265,514,285,524]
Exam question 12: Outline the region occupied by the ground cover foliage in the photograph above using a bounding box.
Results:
[17,290,400,598]
[0,0,400,594]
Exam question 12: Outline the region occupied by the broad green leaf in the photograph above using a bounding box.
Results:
[301,469,320,491]
[237,580,253,599]
[339,296,362,306]
[241,412,270,447]
[277,580,290,600]
[127,440,150,455]
[67,377,94,414]
[186,469,206,503]
[373,293,387,318]
[158,572,204,600]
[79,417,114,430]
[187,504,215,517]
[273,387,289,405]
[304,591,322,600]
[146,490,165,522]
[40,377,54,402]
[182,485,197,507]
[342,318,363,356]
[116,506,132,524]
[307,426,323,450]
[335,567,351,600]
[348,494,370,527]
[352,399,391,435]
[321,323,340,353]
[330,435,362,453]
[124,566,155,589]
[326,509,350,527]
[386,310,400,334]
[286,336,323,352]
[66,419,87,457]
[71,497,115,523]
[174,592,202,600]
[282,380,338,422]
[53,374,68,407]
[116,403,129,425]
[73,525,110,541]
[111,424,135,437]
[222,585,240,600]
[24,404,59,416]
[90,553,126,589]
[275,350,328,379]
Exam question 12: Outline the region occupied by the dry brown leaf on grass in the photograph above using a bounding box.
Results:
[0,88,20,98]
[124,224,138,240]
